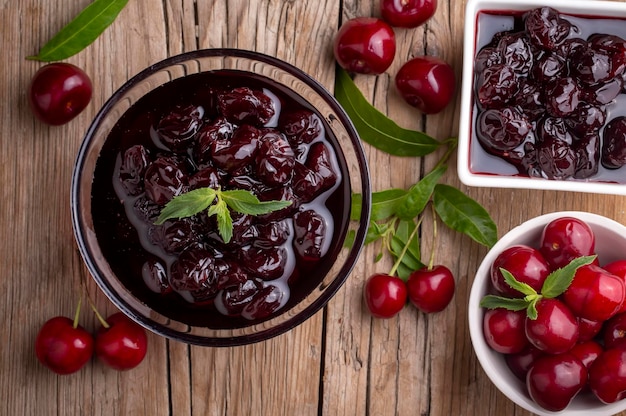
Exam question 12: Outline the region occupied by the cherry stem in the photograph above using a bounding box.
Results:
[72,296,83,329]
[89,299,110,329]
[427,203,437,271]
[389,216,423,277]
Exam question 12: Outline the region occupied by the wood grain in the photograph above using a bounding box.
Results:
[2,0,626,415]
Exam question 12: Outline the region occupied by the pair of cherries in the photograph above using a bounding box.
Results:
[35,308,148,375]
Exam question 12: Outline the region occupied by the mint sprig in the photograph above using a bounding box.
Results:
[480,255,597,319]
[155,187,292,243]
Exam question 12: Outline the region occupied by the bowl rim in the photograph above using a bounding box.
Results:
[70,48,371,346]
[458,0,626,196]
[468,211,626,415]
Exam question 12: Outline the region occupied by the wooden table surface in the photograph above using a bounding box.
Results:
[3,1,626,415]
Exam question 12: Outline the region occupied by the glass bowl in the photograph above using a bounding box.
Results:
[71,49,371,346]
[468,211,626,415]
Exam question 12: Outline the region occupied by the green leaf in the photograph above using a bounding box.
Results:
[221,189,291,215]
[396,165,447,220]
[334,68,442,157]
[501,268,538,297]
[27,0,129,61]
[155,188,216,225]
[214,199,233,244]
[479,295,529,311]
[352,189,408,222]
[541,255,597,298]
[433,184,498,248]
[389,220,424,277]
[526,298,539,320]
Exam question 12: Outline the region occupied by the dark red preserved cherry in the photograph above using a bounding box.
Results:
[155,104,204,151]
[602,116,626,169]
[565,103,605,137]
[497,32,534,76]
[149,219,201,255]
[526,353,587,412]
[524,7,572,51]
[141,260,171,294]
[293,210,327,262]
[572,133,600,179]
[219,279,264,316]
[363,273,407,318]
[544,77,579,118]
[119,145,151,196]
[333,17,396,75]
[489,245,550,298]
[240,284,286,320]
[474,46,501,73]
[395,56,455,114]
[532,52,565,83]
[210,124,260,172]
[169,248,223,301]
[255,130,295,186]
[239,245,288,280]
[253,220,291,249]
[143,156,188,205]
[279,110,323,145]
[476,107,531,152]
[539,217,595,270]
[380,0,437,28]
[483,308,528,354]
[193,116,233,164]
[535,136,577,180]
[590,33,626,78]
[217,87,275,126]
[570,44,612,85]
[28,63,92,125]
[306,142,338,191]
[475,63,518,110]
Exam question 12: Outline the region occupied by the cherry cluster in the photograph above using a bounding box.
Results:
[474,7,626,179]
[333,0,455,115]
[35,305,147,375]
[481,216,626,411]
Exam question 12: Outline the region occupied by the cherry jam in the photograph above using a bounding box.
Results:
[91,70,350,329]
[471,7,626,182]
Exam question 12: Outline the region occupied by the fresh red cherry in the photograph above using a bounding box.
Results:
[28,63,92,125]
[604,259,626,313]
[35,316,94,375]
[562,263,625,322]
[525,298,579,354]
[526,353,587,412]
[489,244,550,298]
[333,17,396,75]
[505,345,544,381]
[363,273,407,318]
[539,217,595,270]
[406,265,455,313]
[483,308,528,354]
[95,312,148,370]
[603,312,626,349]
[569,340,603,370]
[577,317,603,342]
[394,56,456,114]
[589,347,626,403]
[380,0,437,28]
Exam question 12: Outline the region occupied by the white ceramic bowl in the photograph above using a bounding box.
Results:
[468,211,626,415]
[458,0,626,195]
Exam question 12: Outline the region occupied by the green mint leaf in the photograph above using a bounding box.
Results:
[334,68,442,157]
[527,298,540,320]
[433,184,498,248]
[352,189,408,222]
[221,189,291,215]
[27,0,129,61]
[396,165,447,220]
[540,255,597,298]
[500,268,538,297]
[215,200,233,244]
[479,295,529,311]
[155,188,216,225]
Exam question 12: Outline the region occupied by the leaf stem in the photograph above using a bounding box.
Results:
[89,299,110,329]
[428,203,437,270]
[389,217,422,277]
[72,296,83,329]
